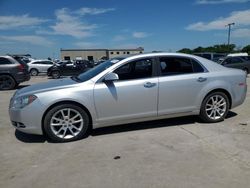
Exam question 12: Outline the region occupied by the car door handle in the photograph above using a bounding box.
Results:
[197,77,207,82]
[144,82,156,88]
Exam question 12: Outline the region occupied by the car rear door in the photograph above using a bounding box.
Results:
[157,56,207,115]
[94,58,158,124]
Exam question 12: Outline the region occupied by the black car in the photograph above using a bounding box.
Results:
[0,56,30,90]
[47,61,89,79]
[219,56,250,74]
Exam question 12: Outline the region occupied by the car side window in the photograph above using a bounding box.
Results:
[160,57,194,76]
[114,58,153,81]
[0,57,12,65]
[191,59,204,73]
[226,57,243,64]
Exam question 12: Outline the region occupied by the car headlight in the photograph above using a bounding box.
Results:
[12,95,37,109]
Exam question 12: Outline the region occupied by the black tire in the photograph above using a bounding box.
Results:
[0,75,16,90]
[43,104,90,142]
[199,92,229,123]
[30,68,39,76]
[51,70,60,79]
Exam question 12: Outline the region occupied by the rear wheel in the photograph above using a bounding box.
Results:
[43,104,90,142]
[30,68,39,76]
[199,92,229,123]
[51,70,60,79]
[0,75,16,90]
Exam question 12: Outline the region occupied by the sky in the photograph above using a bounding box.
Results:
[0,0,250,59]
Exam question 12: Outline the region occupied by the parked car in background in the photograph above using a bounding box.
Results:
[193,52,226,62]
[47,60,88,79]
[0,56,30,90]
[9,53,247,142]
[219,56,250,74]
[227,53,248,57]
[28,60,55,76]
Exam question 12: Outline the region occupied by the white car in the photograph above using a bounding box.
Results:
[28,60,54,76]
[9,53,247,142]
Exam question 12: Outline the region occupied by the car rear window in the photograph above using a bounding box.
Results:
[0,57,13,65]
[160,57,204,76]
[13,57,26,65]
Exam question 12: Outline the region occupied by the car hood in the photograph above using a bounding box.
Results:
[15,78,79,97]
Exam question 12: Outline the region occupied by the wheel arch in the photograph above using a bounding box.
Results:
[30,68,39,72]
[0,73,17,84]
[41,100,93,135]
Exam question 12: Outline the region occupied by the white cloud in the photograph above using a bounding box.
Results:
[232,28,250,37]
[0,35,53,46]
[49,8,97,38]
[40,7,114,38]
[196,0,250,4]
[186,9,250,31]
[0,14,47,30]
[75,7,115,16]
[132,32,149,38]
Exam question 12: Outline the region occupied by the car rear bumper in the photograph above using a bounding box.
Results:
[15,72,30,83]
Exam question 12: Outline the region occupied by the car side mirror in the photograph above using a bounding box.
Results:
[104,73,119,82]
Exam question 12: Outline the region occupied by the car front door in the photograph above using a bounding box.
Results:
[62,62,74,75]
[94,58,158,124]
[158,56,207,115]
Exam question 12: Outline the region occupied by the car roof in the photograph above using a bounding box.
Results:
[29,59,52,63]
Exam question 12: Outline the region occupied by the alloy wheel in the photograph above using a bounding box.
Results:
[205,95,227,120]
[50,108,84,139]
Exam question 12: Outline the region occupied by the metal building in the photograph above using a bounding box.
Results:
[60,47,144,61]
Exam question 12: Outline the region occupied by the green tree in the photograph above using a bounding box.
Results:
[242,45,250,55]
[193,46,204,53]
[178,48,192,54]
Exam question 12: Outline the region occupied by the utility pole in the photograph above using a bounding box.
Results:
[225,22,235,46]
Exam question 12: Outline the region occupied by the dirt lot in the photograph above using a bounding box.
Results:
[1,76,250,188]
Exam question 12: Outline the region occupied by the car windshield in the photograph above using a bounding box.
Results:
[77,57,124,82]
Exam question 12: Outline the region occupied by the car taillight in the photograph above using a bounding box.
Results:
[18,64,25,72]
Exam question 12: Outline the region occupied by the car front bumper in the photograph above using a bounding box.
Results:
[9,98,44,135]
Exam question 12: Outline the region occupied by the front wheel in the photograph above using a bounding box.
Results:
[43,104,90,142]
[51,71,60,79]
[199,92,229,123]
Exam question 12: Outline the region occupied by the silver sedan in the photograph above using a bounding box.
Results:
[9,53,247,142]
